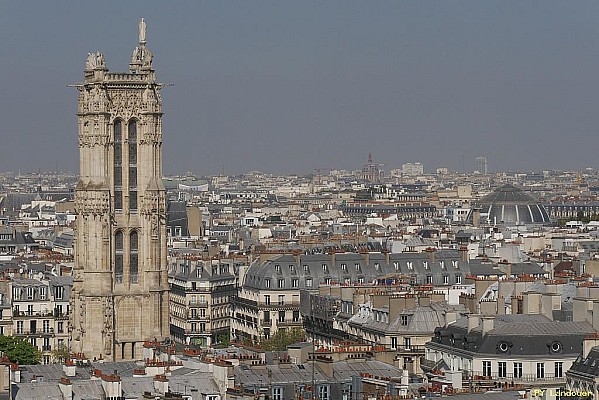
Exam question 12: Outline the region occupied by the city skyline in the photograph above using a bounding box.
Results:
[2,1,599,175]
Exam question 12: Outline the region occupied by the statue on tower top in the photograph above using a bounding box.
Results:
[139,18,147,45]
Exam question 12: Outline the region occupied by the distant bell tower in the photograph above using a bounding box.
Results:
[71,18,169,361]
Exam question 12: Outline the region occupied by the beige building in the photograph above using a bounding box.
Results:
[70,19,169,361]
[168,257,240,347]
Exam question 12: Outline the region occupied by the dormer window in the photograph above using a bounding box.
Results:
[355,263,361,272]
[452,260,459,269]
[341,263,347,272]
[407,262,413,270]
[289,264,295,273]
[423,261,428,270]
[374,263,380,271]
[440,261,446,270]
[322,264,328,273]
[401,315,409,325]
[275,264,281,273]
[393,262,399,271]
[303,265,310,273]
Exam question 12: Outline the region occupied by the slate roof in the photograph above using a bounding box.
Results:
[244,251,470,291]
[432,314,595,356]
[569,346,599,377]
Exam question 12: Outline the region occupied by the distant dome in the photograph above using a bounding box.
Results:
[469,184,550,225]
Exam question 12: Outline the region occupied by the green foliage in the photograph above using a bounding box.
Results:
[216,333,231,348]
[0,336,41,365]
[261,328,305,351]
[50,343,70,363]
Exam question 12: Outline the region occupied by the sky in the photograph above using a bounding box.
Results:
[1,1,599,175]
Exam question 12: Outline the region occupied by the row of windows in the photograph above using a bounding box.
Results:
[274,261,460,274]
[114,120,138,211]
[115,231,138,284]
[13,286,63,301]
[263,274,461,288]
[482,361,563,379]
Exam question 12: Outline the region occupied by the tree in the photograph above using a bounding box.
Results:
[50,343,70,363]
[0,336,41,365]
[261,328,306,351]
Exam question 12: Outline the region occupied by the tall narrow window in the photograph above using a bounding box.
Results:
[114,120,123,210]
[130,230,138,283]
[128,120,137,211]
[115,231,123,283]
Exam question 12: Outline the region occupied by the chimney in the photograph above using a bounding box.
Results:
[592,301,599,331]
[572,297,594,323]
[401,369,409,386]
[58,377,73,400]
[418,295,431,307]
[153,374,169,394]
[426,248,436,263]
[481,316,494,336]
[444,311,457,326]
[523,292,541,315]
[63,360,76,377]
[361,252,369,267]
[472,208,481,228]
[467,315,479,333]
[100,373,122,399]
[459,246,469,262]
[498,260,511,279]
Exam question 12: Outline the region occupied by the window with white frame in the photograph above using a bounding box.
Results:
[318,385,330,400]
[536,362,545,378]
[483,361,491,377]
[498,361,507,378]
[555,362,563,378]
[272,387,283,400]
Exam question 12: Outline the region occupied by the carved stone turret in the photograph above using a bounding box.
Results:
[71,18,169,362]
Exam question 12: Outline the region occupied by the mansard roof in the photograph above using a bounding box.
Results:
[243,251,470,291]
[432,314,595,356]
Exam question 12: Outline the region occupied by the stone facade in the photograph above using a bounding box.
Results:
[70,19,169,361]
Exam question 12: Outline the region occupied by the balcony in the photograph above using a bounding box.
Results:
[260,319,272,326]
[187,313,209,321]
[257,301,301,310]
[42,346,52,352]
[277,319,302,327]
[392,345,426,354]
[13,311,55,318]
[468,371,566,384]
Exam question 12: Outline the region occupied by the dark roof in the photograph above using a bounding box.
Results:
[431,314,595,356]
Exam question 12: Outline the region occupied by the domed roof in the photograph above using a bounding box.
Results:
[479,184,537,204]
[469,184,550,225]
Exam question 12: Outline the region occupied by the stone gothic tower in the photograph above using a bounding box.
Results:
[71,19,169,361]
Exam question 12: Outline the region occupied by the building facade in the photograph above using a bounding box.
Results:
[70,19,169,361]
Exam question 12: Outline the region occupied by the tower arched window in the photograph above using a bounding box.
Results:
[128,120,138,212]
[130,230,138,284]
[115,231,123,283]
[114,120,123,211]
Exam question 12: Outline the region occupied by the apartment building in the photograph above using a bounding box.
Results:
[169,257,240,347]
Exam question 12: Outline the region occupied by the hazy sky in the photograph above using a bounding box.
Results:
[2,1,599,175]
